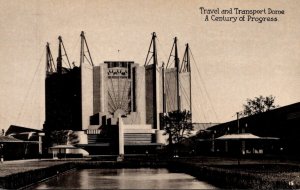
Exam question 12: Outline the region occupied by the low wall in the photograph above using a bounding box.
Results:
[74,160,168,169]
[0,163,76,189]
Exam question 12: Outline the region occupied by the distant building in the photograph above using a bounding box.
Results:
[4,125,41,160]
[192,123,219,136]
[6,125,42,137]
[197,102,300,155]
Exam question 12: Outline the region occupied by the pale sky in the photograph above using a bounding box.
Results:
[0,0,299,130]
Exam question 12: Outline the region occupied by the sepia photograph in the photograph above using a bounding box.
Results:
[0,0,299,189]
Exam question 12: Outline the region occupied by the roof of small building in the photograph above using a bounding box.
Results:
[193,123,219,134]
[49,144,78,149]
[0,135,24,143]
[216,133,279,140]
[216,133,260,140]
[5,125,42,136]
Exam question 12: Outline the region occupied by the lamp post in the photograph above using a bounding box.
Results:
[225,127,229,153]
[0,143,4,163]
[237,112,240,134]
[211,130,216,153]
[38,133,45,159]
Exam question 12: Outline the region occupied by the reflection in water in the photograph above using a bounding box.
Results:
[32,168,217,189]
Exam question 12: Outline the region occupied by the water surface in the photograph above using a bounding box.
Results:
[32,168,217,189]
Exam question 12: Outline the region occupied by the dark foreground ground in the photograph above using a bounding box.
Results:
[1,156,300,189]
[169,156,300,189]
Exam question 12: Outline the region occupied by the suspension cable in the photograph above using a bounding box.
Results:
[189,49,220,122]
[17,48,46,124]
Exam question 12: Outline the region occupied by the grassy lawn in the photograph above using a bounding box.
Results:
[172,157,300,189]
[210,164,300,188]
[0,160,68,177]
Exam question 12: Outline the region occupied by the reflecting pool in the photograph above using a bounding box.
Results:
[32,168,217,189]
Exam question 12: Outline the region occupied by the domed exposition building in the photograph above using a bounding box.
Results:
[43,32,192,156]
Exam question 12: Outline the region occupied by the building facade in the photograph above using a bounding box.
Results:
[44,33,192,155]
